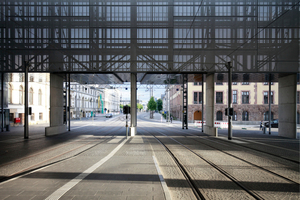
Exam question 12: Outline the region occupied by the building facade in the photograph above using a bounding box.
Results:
[7,73,121,124]
[170,81,300,124]
[7,73,50,125]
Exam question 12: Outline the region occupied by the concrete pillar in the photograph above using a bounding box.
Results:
[204,73,218,136]
[45,74,66,136]
[278,74,297,138]
[130,73,137,136]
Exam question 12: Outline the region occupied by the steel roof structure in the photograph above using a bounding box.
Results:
[0,0,299,84]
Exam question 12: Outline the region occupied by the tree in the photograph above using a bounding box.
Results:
[147,97,157,119]
[137,103,143,111]
[157,99,163,112]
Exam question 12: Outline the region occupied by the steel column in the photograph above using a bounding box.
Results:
[202,74,204,132]
[68,73,71,131]
[130,73,137,136]
[228,62,232,140]
[182,74,188,129]
[24,61,29,139]
[269,73,271,135]
[1,73,4,132]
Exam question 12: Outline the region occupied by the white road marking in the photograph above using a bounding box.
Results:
[153,156,172,200]
[107,136,123,144]
[218,137,248,144]
[45,138,127,200]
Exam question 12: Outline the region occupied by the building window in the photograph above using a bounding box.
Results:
[264,92,268,104]
[242,111,249,121]
[242,91,249,104]
[8,84,12,103]
[233,90,237,104]
[29,75,34,82]
[194,82,197,85]
[216,92,223,104]
[31,113,35,121]
[264,91,274,104]
[216,111,223,121]
[194,92,198,104]
[29,88,33,105]
[194,92,203,104]
[233,111,237,121]
[270,91,273,104]
[19,86,23,104]
[297,91,300,104]
[19,74,24,82]
[7,73,12,82]
[199,92,203,104]
[232,82,237,85]
[264,111,274,121]
[38,89,42,105]
[39,112,43,120]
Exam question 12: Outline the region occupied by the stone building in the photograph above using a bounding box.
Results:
[169,81,300,124]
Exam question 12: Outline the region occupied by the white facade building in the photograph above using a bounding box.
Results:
[7,73,121,124]
[103,87,120,114]
[7,73,50,125]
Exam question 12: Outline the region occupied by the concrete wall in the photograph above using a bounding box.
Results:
[204,73,218,136]
[278,74,297,138]
[45,74,66,136]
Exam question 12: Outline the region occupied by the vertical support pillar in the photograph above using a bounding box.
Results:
[204,73,217,136]
[1,72,4,132]
[130,73,137,136]
[278,74,297,138]
[182,74,188,129]
[68,73,71,131]
[130,0,137,136]
[45,74,66,136]
[24,61,29,139]
[228,62,232,140]
[268,73,271,134]
[202,74,204,132]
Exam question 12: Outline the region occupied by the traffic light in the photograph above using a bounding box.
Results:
[123,105,131,114]
[225,108,234,116]
[229,108,233,116]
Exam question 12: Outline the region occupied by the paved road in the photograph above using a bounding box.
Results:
[0,112,298,199]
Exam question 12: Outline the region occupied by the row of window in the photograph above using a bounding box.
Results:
[8,85,43,105]
[193,91,275,104]
[216,111,273,121]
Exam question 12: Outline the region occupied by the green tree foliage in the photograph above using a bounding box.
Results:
[137,103,143,111]
[147,97,157,111]
[157,99,163,112]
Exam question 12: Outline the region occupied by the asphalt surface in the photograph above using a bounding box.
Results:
[0,112,298,200]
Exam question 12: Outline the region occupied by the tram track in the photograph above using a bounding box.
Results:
[0,123,123,184]
[175,130,300,185]
[140,125,299,199]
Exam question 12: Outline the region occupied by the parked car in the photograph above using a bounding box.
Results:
[106,113,113,118]
[264,119,278,128]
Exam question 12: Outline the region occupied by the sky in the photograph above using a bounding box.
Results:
[117,83,167,104]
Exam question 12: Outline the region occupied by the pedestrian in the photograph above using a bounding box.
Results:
[260,120,263,130]
[170,116,173,123]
